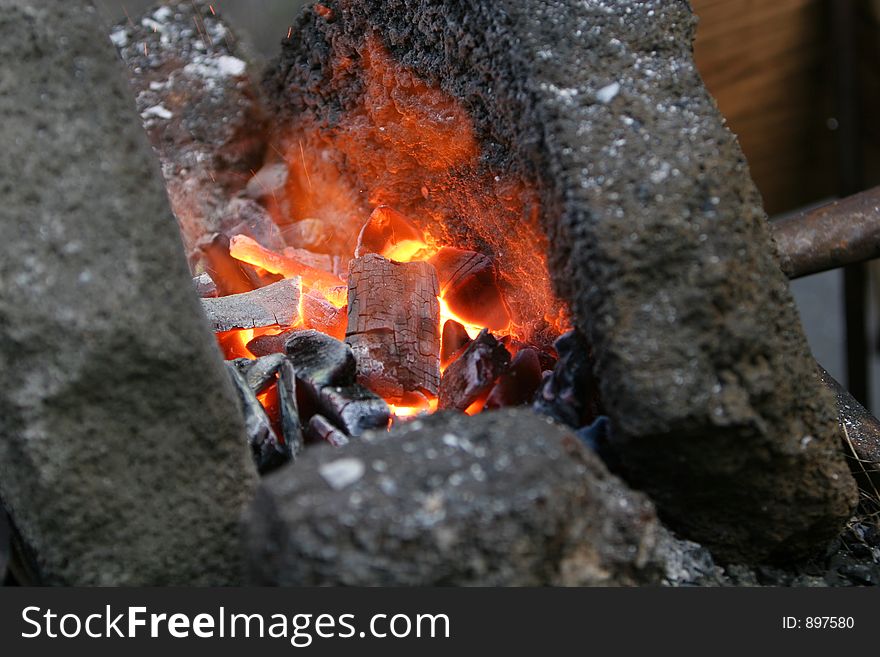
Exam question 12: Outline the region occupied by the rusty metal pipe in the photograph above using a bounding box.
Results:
[772,185,880,280]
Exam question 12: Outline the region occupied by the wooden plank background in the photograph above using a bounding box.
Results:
[691,0,838,215]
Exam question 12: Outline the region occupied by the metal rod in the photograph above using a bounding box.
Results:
[772,185,880,279]
[833,0,869,405]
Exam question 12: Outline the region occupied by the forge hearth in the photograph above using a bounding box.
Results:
[0,0,870,586]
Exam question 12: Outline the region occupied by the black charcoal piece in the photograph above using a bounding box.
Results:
[226,363,290,475]
[244,353,286,395]
[484,347,543,409]
[438,329,510,412]
[319,385,391,437]
[533,330,602,429]
[440,320,472,369]
[285,329,357,388]
[278,360,304,459]
[306,414,350,448]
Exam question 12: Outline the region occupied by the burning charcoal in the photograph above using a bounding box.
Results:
[283,247,334,273]
[193,272,218,298]
[242,353,286,395]
[441,320,472,368]
[278,360,304,459]
[112,3,266,264]
[355,205,426,258]
[246,330,296,357]
[306,414,350,448]
[285,329,357,388]
[246,163,288,202]
[229,234,344,293]
[438,329,511,412]
[222,198,286,253]
[533,330,602,429]
[199,233,257,296]
[346,254,441,403]
[319,385,391,437]
[281,218,334,253]
[302,291,347,341]
[226,364,291,475]
[429,247,510,331]
[201,278,302,332]
[484,347,543,409]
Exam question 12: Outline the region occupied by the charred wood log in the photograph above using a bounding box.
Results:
[438,329,510,412]
[201,278,301,332]
[226,363,290,475]
[346,254,441,403]
[306,414,350,448]
[485,347,543,409]
[278,360,304,460]
[441,320,472,369]
[533,330,602,429]
[112,2,267,266]
[429,247,509,331]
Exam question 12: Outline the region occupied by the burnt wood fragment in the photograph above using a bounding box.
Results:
[533,330,602,429]
[302,291,347,341]
[194,272,218,298]
[285,329,357,388]
[199,233,257,296]
[355,205,425,258]
[240,354,286,395]
[201,278,301,332]
[346,254,441,403]
[485,347,543,409]
[438,329,510,411]
[440,320,472,369]
[319,385,391,436]
[226,363,290,475]
[247,330,296,357]
[429,247,509,331]
[306,414,350,448]
[278,360,305,460]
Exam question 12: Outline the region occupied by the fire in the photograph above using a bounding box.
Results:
[439,296,487,341]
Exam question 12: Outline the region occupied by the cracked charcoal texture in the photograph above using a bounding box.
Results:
[0,0,258,585]
[244,409,666,586]
[267,0,857,561]
[346,254,441,402]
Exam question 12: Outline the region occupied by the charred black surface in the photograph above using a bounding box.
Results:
[278,360,305,460]
[226,363,290,474]
[319,385,391,437]
[533,330,602,430]
[284,329,357,388]
[438,329,510,412]
[485,347,543,410]
[236,353,286,395]
[306,414,350,448]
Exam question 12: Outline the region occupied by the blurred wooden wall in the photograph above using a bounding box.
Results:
[691,0,880,216]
